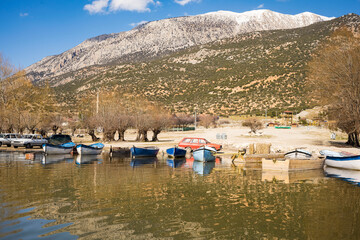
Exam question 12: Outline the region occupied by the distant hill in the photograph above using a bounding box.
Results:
[25,9,332,83]
[28,13,360,116]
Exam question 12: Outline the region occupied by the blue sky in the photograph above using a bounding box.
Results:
[0,0,359,68]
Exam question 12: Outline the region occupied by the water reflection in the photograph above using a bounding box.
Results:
[192,161,216,175]
[130,157,157,167]
[166,158,186,168]
[1,152,360,239]
[325,166,360,186]
[42,154,73,165]
[262,169,325,184]
[75,155,101,165]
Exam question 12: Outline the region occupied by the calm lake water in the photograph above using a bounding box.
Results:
[1,151,360,239]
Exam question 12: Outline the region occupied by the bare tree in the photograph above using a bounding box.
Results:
[242,118,264,134]
[308,28,360,146]
[199,114,217,128]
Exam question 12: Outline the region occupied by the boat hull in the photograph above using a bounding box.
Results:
[262,158,325,171]
[193,147,216,162]
[77,144,103,155]
[166,147,187,158]
[43,144,73,155]
[325,155,360,170]
[130,147,159,158]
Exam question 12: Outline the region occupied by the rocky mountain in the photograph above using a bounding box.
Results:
[26,9,332,82]
[51,14,359,116]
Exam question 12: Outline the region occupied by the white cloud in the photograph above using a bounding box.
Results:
[84,0,160,14]
[174,0,200,6]
[84,0,109,14]
[20,12,29,17]
[256,3,265,9]
[109,0,155,12]
[130,20,149,27]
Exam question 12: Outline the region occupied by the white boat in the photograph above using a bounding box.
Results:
[320,149,360,170]
[193,146,217,162]
[76,143,104,155]
[325,155,360,170]
[43,142,76,155]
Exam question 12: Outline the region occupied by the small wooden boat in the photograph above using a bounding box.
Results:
[262,149,325,171]
[325,166,360,186]
[193,146,216,162]
[42,142,76,155]
[76,143,104,155]
[166,158,186,168]
[130,157,157,167]
[130,146,159,158]
[109,146,130,157]
[166,147,187,158]
[192,160,216,175]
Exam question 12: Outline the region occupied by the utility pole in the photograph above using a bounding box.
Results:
[96,92,99,114]
[265,109,267,121]
[194,106,197,130]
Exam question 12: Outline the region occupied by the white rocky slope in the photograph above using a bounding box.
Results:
[26,9,333,82]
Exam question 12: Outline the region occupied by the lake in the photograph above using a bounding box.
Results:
[1,151,360,239]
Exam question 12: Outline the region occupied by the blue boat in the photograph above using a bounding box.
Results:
[192,161,216,175]
[42,142,76,155]
[130,157,157,167]
[76,143,104,155]
[166,158,186,168]
[166,147,187,158]
[130,146,159,158]
[193,146,216,162]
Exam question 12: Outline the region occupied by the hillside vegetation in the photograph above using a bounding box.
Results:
[51,14,359,116]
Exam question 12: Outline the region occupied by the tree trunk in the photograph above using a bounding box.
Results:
[117,129,126,141]
[140,130,148,142]
[346,132,360,147]
[136,131,141,142]
[52,125,58,134]
[88,129,99,142]
[71,128,76,136]
[104,130,116,142]
[152,129,161,142]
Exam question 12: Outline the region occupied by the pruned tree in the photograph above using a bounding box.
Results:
[148,105,172,142]
[199,114,217,128]
[242,118,264,134]
[308,28,360,146]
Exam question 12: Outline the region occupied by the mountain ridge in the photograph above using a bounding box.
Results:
[26,9,332,83]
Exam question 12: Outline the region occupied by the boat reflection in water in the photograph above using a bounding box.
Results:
[130,157,158,167]
[166,158,186,168]
[41,154,73,165]
[75,154,102,165]
[262,169,325,184]
[325,166,360,186]
[192,160,216,175]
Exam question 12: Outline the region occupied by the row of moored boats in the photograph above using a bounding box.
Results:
[43,142,105,155]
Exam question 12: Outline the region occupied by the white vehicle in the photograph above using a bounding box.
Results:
[11,134,48,148]
[0,133,22,147]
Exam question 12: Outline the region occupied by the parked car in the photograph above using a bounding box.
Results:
[47,134,72,145]
[178,137,222,151]
[11,134,48,148]
[0,133,22,147]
